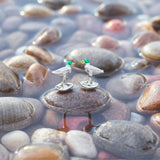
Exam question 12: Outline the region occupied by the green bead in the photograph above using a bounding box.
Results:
[67,61,72,65]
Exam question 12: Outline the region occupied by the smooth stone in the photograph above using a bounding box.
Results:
[6,31,27,49]
[0,144,9,160]
[0,97,35,131]
[133,31,160,48]
[38,0,72,10]
[2,16,22,32]
[25,45,54,65]
[92,35,120,51]
[0,38,8,51]
[1,130,30,152]
[42,84,110,115]
[25,63,48,86]
[59,5,82,15]
[151,16,160,33]
[20,4,54,18]
[95,2,135,21]
[42,109,62,129]
[33,27,61,46]
[31,128,66,144]
[97,151,114,160]
[123,57,151,72]
[19,22,47,32]
[13,143,69,160]
[76,14,103,34]
[136,81,160,114]
[106,73,147,101]
[4,54,38,75]
[150,113,160,134]
[0,61,21,96]
[140,41,160,61]
[102,98,130,121]
[130,112,146,124]
[65,130,97,158]
[65,47,123,76]
[93,120,159,159]
[0,49,13,60]
[70,157,91,160]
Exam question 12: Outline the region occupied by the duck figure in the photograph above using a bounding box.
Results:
[52,60,73,92]
[80,59,104,89]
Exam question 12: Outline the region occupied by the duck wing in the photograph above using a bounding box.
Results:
[85,64,104,75]
[52,66,71,76]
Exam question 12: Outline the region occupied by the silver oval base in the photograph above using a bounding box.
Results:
[55,83,73,92]
[80,80,98,90]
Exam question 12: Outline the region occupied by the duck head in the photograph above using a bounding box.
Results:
[81,59,90,64]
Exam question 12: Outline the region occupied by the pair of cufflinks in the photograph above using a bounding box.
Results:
[52,59,104,92]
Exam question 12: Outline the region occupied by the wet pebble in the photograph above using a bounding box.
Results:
[70,157,91,160]
[97,151,115,160]
[133,31,160,48]
[25,45,53,65]
[19,22,47,32]
[38,0,72,10]
[20,4,54,18]
[42,84,110,115]
[33,27,61,46]
[59,116,89,131]
[1,130,30,152]
[92,35,120,51]
[150,113,160,134]
[25,63,48,86]
[0,97,35,131]
[103,19,130,39]
[151,16,160,33]
[123,57,151,72]
[137,81,160,114]
[65,47,123,76]
[59,5,82,15]
[140,41,160,61]
[42,109,62,129]
[102,98,130,121]
[0,144,9,160]
[106,73,147,101]
[31,128,66,144]
[0,61,21,95]
[130,112,146,124]
[2,16,22,32]
[13,143,69,160]
[95,2,135,21]
[4,54,38,75]
[6,31,28,49]
[93,120,159,159]
[65,130,97,158]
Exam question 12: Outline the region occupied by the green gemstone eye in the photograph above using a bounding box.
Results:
[67,61,72,65]
[84,59,89,63]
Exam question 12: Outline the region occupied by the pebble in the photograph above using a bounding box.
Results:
[150,113,160,134]
[106,73,147,101]
[42,109,62,129]
[133,31,160,48]
[0,38,9,51]
[25,45,54,65]
[140,41,160,61]
[38,0,72,10]
[130,112,146,124]
[2,16,22,32]
[20,4,54,18]
[42,84,111,115]
[13,143,69,160]
[92,35,120,51]
[1,130,30,152]
[59,5,82,15]
[0,49,13,60]
[0,61,21,96]
[151,16,160,33]
[65,130,97,158]
[33,27,61,46]
[4,54,38,75]
[95,2,135,21]
[5,31,28,49]
[70,157,91,160]
[93,120,159,159]
[31,128,66,144]
[0,144,9,160]
[19,22,47,33]
[137,81,160,114]
[65,47,123,76]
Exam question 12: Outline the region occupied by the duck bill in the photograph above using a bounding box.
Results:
[81,60,85,64]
